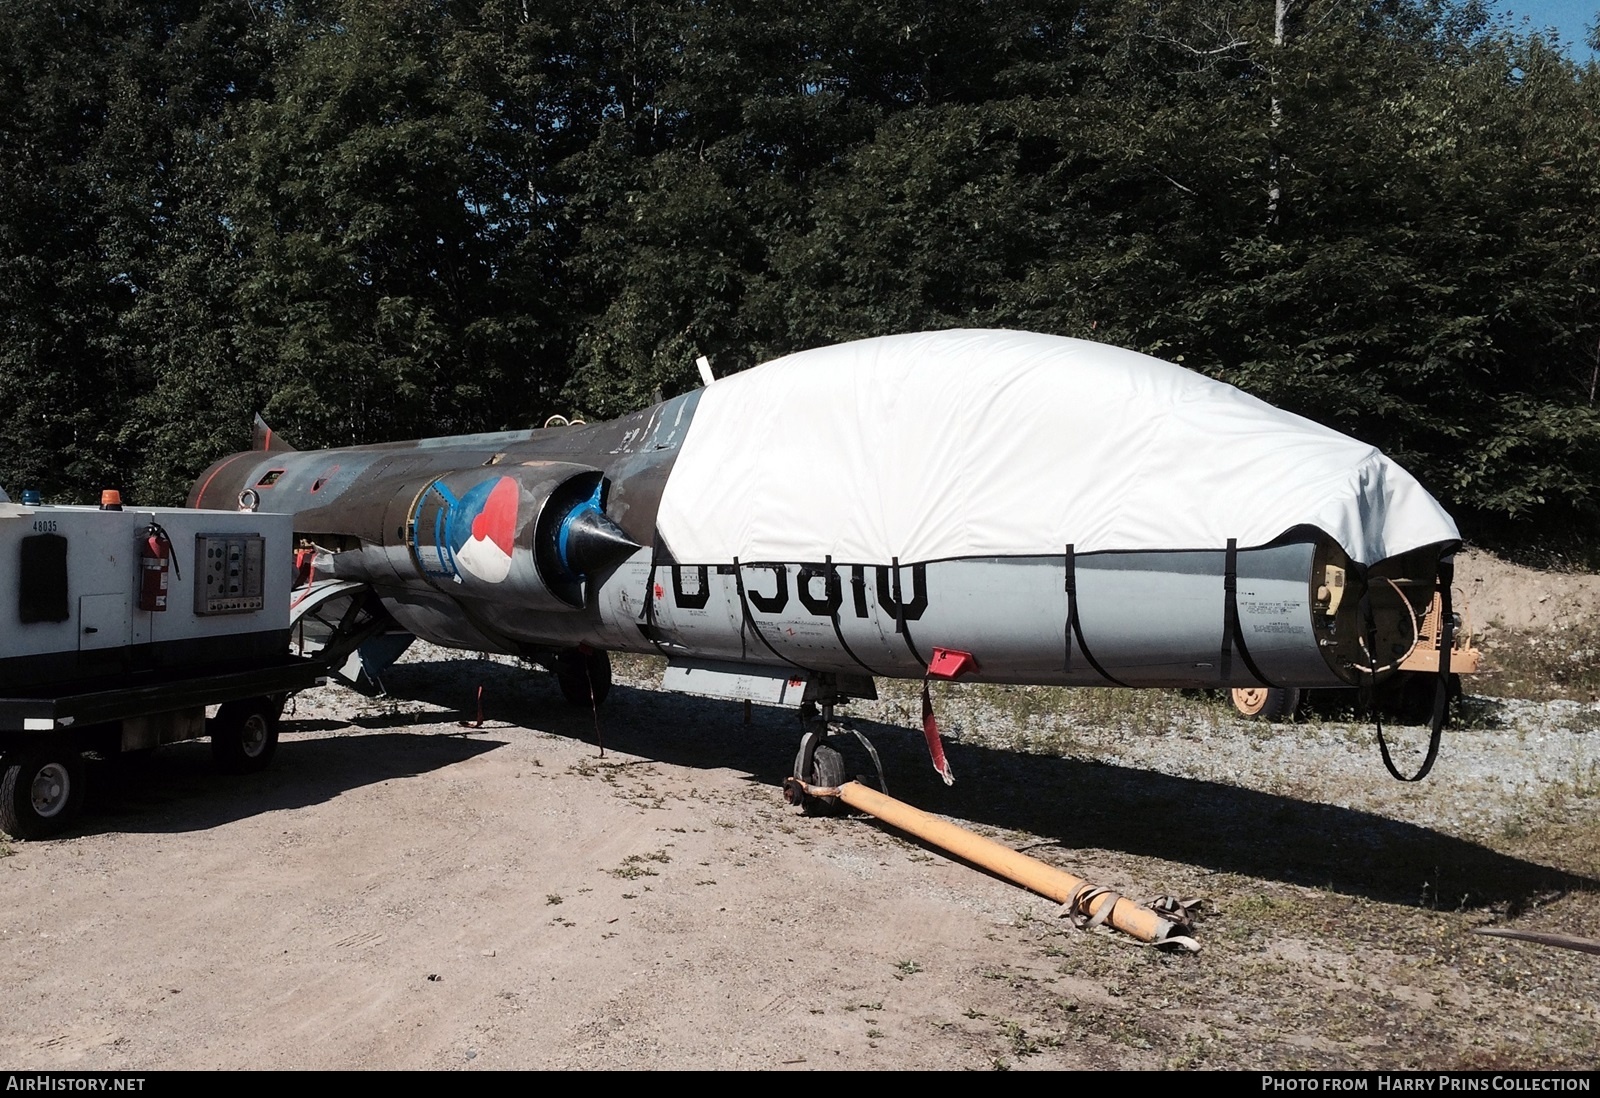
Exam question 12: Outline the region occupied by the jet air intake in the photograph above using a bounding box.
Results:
[550,482,641,583]
[398,463,638,611]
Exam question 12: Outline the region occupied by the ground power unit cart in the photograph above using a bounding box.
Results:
[0,491,324,838]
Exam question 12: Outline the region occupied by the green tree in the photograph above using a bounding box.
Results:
[558,0,1085,411]
[4,0,1599,554]
[225,0,567,449]
[0,0,275,504]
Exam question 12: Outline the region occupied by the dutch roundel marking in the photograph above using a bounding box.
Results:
[453,476,519,582]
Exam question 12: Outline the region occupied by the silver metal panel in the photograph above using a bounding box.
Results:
[661,659,810,704]
[362,535,1382,693]
[1232,543,1337,685]
[594,551,660,652]
[914,557,1070,683]
[378,589,518,655]
[194,533,268,614]
[655,565,749,663]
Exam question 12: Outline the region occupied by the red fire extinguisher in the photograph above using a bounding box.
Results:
[139,523,173,612]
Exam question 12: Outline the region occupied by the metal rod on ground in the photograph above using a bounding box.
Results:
[800,779,1197,951]
[1474,928,1600,956]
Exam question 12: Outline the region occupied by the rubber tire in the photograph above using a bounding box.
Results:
[0,749,87,839]
[1231,686,1302,722]
[800,744,846,817]
[556,649,612,707]
[210,697,282,774]
[1385,671,1463,724]
[1392,672,1436,724]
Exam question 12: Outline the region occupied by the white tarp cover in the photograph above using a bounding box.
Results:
[655,330,1459,566]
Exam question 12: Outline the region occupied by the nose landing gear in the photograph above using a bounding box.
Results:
[784,695,888,816]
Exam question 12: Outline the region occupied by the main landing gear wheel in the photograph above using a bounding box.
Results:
[210,696,283,774]
[791,735,845,817]
[1231,686,1302,722]
[556,648,612,707]
[0,748,86,839]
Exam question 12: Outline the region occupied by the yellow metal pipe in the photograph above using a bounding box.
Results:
[821,779,1194,949]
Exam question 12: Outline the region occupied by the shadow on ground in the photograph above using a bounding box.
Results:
[402,657,1595,913]
[69,654,1593,914]
[83,729,506,837]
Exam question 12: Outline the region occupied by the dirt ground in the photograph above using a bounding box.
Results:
[1455,548,1600,635]
[2,551,1597,1072]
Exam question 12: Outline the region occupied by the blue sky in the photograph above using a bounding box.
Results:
[1495,0,1598,61]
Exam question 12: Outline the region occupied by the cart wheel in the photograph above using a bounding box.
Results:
[555,649,612,707]
[0,749,86,839]
[1230,686,1302,722]
[210,697,282,774]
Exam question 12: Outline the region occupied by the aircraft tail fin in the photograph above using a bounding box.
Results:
[253,414,297,452]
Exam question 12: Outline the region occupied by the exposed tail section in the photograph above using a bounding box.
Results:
[253,414,297,452]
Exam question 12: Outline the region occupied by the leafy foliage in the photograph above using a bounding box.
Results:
[1,0,1597,556]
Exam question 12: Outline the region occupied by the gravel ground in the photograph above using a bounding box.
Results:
[915,685,1600,843]
[1,642,1595,1070]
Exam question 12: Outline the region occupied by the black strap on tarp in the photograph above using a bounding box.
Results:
[822,555,882,676]
[889,557,928,670]
[1374,557,1454,782]
[1219,538,1280,688]
[1064,544,1130,687]
[732,557,804,669]
[640,537,670,657]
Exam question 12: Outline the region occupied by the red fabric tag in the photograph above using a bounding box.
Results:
[921,679,955,786]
